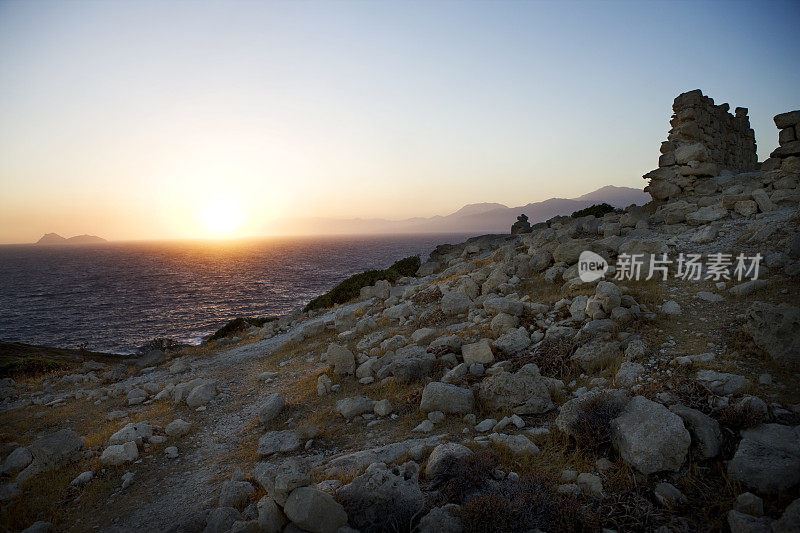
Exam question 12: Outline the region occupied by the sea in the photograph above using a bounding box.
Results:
[0,234,475,354]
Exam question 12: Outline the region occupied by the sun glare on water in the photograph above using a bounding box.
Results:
[201,195,245,237]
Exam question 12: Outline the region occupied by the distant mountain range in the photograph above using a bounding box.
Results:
[270,185,650,235]
[36,233,107,245]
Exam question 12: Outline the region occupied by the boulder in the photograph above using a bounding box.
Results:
[726,510,774,533]
[383,303,413,321]
[773,498,800,533]
[483,297,524,317]
[257,496,286,532]
[661,300,682,315]
[492,327,531,356]
[257,430,302,456]
[109,421,153,445]
[218,480,255,508]
[337,462,423,532]
[373,399,394,417]
[16,429,84,482]
[100,442,139,466]
[203,507,242,533]
[418,504,463,533]
[686,205,728,225]
[186,380,216,408]
[487,433,539,456]
[441,291,471,315]
[696,370,750,395]
[258,393,286,425]
[490,313,519,335]
[336,396,375,419]
[284,486,348,533]
[569,295,589,321]
[610,396,690,475]
[736,492,764,516]
[420,382,474,414]
[478,364,553,414]
[669,403,722,459]
[381,347,435,384]
[425,443,472,479]
[412,328,438,346]
[1,447,32,476]
[745,302,800,366]
[530,249,553,272]
[654,482,686,507]
[334,308,357,331]
[323,436,444,478]
[165,419,191,438]
[614,362,644,388]
[553,240,587,265]
[327,343,356,375]
[254,457,313,506]
[461,339,494,365]
[728,424,800,494]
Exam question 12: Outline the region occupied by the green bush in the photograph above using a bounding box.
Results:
[0,356,71,378]
[209,316,276,341]
[304,255,420,312]
[571,203,616,218]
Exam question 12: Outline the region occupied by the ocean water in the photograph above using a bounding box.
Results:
[0,234,475,354]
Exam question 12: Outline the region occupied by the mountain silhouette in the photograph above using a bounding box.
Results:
[36,233,107,245]
[270,185,650,235]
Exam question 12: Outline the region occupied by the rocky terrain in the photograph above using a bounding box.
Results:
[1,91,800,532]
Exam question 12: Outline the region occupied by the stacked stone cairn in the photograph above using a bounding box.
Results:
[510,213,532,234]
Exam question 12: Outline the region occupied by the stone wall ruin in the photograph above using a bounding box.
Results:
[763,110,800,171]
[644,89,757,201]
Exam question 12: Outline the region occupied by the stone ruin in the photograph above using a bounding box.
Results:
[643,89,758,201]
[764,110,800,171]
[643,89,800,214]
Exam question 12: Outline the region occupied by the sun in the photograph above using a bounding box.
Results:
[200,195,245,237]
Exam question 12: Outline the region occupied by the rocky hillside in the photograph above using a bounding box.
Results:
[1,93,800,532]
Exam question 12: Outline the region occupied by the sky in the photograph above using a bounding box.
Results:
[0,0,798,243]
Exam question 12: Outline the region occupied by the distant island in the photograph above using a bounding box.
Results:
[35,233,107,245]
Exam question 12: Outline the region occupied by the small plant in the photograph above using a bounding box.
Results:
[511,336,578,380]
[304,256,420,311]
[571,203,616,219]
[432,450,501,503]
[567,391,627,448]
[716,402,767,431]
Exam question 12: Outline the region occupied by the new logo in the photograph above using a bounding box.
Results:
[578,250,609,282]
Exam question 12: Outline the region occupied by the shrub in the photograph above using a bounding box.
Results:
[511,336,578,380]
[209,316,276,341]
[432,450,500,503]
[567,391,627,448]
[716,402,768,431]
[304,255,420,312]
[571,203,616,219]
[0,356,70,378]
[459,474,583,533]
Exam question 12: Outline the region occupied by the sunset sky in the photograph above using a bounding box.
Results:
[0,0,798,243]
